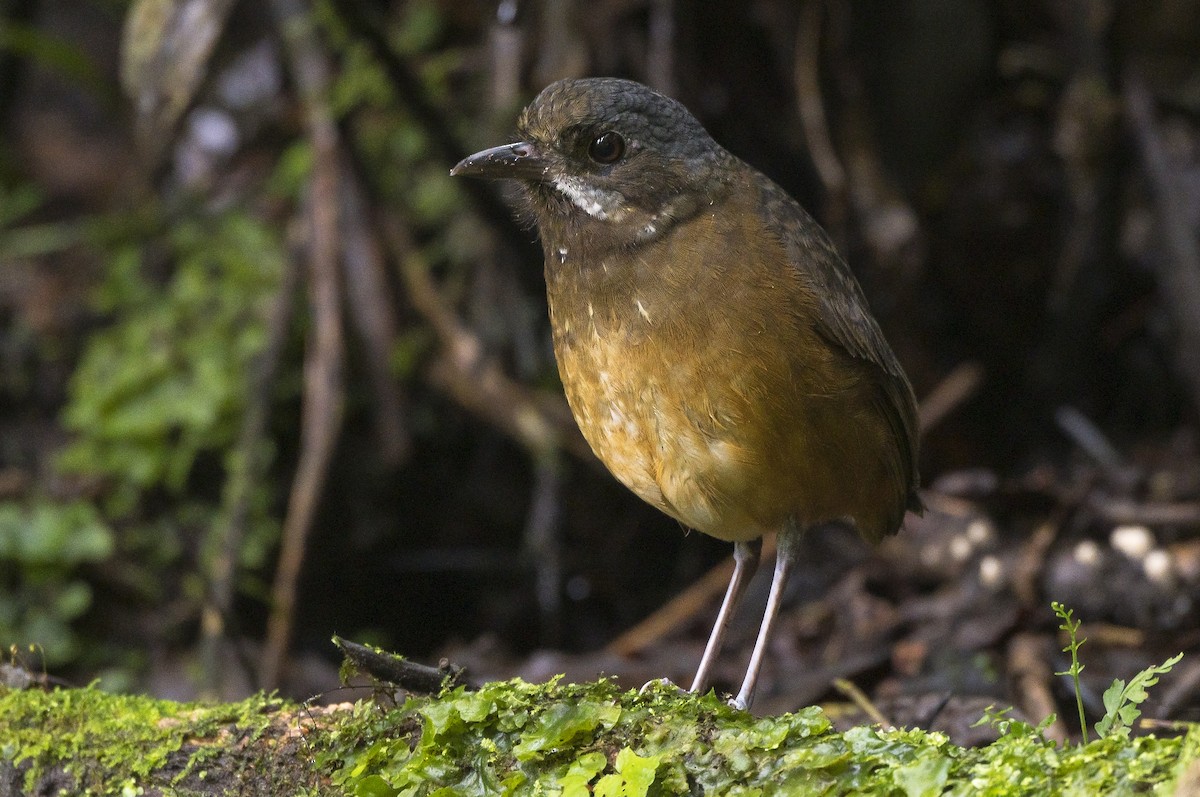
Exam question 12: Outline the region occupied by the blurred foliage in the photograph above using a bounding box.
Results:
[59,213,283,515]
[0,500,113,665]
[48,209,289,652]
[0,181,41,229]
[60,207,286,569]
[316,0,482,258]
[1,0,464,680]
[0,19,114,100]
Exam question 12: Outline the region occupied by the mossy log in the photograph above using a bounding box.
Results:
[2,673,1198,796]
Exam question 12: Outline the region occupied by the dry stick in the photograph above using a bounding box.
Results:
[1054,406,1126,474]
[1125,74,1200,417]
[832,677,894,730]
[605,536,778,658]
[1012,520,1060,611]
[916,361,984,434]
[123,0,238,166]
[383,217,593,464]
[200,243,303,697]
[825,7,922,271]
[1007,633,1069,743]
[487,0,522,110]
[525,457,565,644]
[1088,497,1200,527]
[645,0,676,97]
[334,636,470,694]
[339,167,409,465]
[794,0,848,233]
[261,0,345,690]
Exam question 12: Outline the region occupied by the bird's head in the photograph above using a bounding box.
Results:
[452,78,733,248]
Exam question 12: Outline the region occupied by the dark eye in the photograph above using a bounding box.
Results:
[588,131,625,164]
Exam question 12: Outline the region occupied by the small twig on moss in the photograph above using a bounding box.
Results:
[334,636,470,694]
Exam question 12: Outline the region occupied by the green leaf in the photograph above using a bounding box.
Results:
[1102,679,1126,715]
[512,701,621,761]
[895,752,952,797]
[592,773,624,797]
[353,774,399,797]
[1095,653,1184,739]
[613,747,661,797]
[560,751,606,797]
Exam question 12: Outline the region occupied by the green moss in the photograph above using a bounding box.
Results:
[1,677,1195,795]
[321,678,1196,796]
[0,684,278,795]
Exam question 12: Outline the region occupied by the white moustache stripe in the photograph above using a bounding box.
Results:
[552,177,627,221]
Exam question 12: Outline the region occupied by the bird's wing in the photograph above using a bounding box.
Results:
[755,173,922,515]
[754,175,906,380]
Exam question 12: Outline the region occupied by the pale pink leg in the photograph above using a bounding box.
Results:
[732,521,802,710]
[690,538,762,694]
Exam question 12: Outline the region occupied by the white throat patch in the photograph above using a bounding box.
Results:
[552,176,627,221]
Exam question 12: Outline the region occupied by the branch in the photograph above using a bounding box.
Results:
[1124,73,1200,416]
[261,0,346,690]
[200,230,303,697]
[383,216,594,464]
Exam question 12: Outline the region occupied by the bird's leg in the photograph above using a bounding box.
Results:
[732,520,804,710]
[690,538,762,695]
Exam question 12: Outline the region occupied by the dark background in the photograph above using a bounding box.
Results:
[1,0,1199,730]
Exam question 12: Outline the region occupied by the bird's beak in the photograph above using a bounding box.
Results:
[450,142,548,181]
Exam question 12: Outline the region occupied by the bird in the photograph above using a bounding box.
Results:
[451,77,921,710]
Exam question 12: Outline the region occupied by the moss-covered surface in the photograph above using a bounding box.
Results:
[2,676,1197,795]
[0,684,327,795]
[323,678,1199,796]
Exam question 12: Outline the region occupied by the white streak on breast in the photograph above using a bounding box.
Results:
[635,298,652,324]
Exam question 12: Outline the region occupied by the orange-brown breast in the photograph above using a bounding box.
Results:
[546,174,908,543]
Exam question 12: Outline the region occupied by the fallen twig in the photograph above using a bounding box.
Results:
[917,361,984,434]
[833,677,894,730]
[334,636,470,694]
[605,537,776,658]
